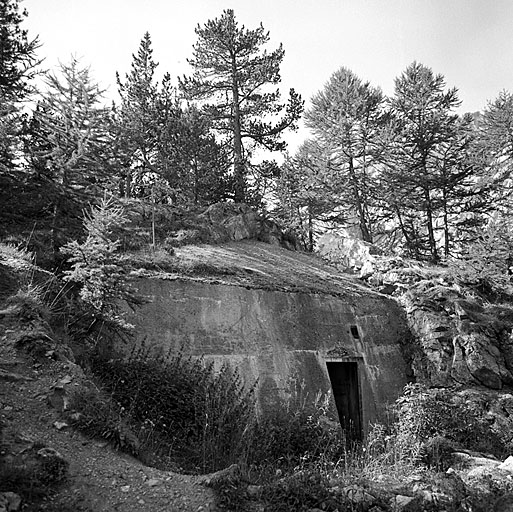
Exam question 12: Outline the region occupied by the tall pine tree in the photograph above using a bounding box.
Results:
[180,9,303,203]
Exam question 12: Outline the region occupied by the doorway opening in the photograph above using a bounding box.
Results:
[326,361,362,440]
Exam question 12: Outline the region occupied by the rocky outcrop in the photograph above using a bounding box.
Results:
[198,203,297,249]
[317,232,382,276]
[317,232,513,391]
[134,202,298,250]
[403,280,513,389]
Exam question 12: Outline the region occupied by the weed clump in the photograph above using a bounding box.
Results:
[69,350,255,473]
[395,383,506,459]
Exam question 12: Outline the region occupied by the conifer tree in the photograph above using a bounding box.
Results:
[115,33,230,204]
[275,140,334,250]
[180,9,303,203]
[62,195,139,328]
[305,68,385,242]
[115,32,160,198]
[26,58,112,252]
[0,0,40,195]
[386,62,462,261]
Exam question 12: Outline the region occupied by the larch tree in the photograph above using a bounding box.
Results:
[180,9,303,203]
[479,91,513,212]
[26,58,112,253]
[386,62,461,262]
[275,139,334,251]
[304,67,385,242]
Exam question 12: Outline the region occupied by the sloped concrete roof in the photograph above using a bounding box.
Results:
[140,240,380,298]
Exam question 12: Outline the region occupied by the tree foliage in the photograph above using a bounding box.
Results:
[61,196,138,326]
[180,9,303,203]
[115,32,230,205]
[25,58,113,253]
[304,67,385,242]
[0,0,40,101]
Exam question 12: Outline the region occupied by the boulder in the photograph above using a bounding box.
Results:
[317,232,382,273]
[198,203,297,249]
[0,492,21,512]
[451,452,501,471]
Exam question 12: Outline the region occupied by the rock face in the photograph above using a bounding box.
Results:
[403,281,513,389]
[164,202,297,250]
[317,232,382,276]
[317,232,513,391]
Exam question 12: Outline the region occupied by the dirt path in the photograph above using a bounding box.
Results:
[0,324,218,512]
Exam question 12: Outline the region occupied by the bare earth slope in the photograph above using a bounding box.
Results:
[0,302,217,511]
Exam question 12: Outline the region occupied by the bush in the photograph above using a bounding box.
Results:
[395,383,506,459]
[246,385,343,471]
[86,350,256,473]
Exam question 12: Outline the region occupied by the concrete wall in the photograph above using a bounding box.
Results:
[124,278,412,434]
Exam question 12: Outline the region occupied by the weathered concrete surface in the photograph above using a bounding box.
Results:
[124,242,412,434]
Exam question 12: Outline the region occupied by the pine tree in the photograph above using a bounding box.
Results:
[180,9,303,203]
[115,33,230,204]
[115,32,160,198]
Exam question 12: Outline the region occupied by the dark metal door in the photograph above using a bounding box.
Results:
[326,361,362,440]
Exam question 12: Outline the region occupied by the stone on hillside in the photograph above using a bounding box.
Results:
[36,447,69,483]
[0,492,22,512]
[394,495,415,510]
[498,456,513,472]
[317,232,382,272]
[48,385,70,412]
[0,369,32,382]
[199,203,296,249]
[197,463,240,487]
[342,485,375,506]
[451,452,501,470]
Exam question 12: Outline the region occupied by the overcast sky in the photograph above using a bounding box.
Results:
[22,0,513,151]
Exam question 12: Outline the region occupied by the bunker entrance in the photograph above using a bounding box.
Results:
[326,361,362,440]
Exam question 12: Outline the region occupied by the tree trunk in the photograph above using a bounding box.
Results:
[442,187,450,258]
[348,158,372,243]
[395,204,418,259]
[308,201,314,252]
[423,186,438,262]
[231,53,245,203]
[421,158,438,262]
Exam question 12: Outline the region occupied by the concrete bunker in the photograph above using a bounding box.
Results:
[121,242,412,437]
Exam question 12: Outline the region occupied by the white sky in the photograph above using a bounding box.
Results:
[22,0,513,152]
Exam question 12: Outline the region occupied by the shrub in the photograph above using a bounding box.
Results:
[395,383,505,459]
[61,196,141,330]
[246,385,343,471]
[87,350,256,473]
